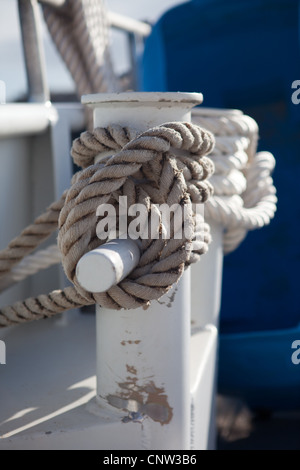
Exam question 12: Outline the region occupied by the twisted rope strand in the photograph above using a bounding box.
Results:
[0,192,66,279]
[42,0,118,96]
[192,110,277,253]
[0,122,215,327]
[42,0,119,128]
[58,123,215,308]
[0,107,278,325]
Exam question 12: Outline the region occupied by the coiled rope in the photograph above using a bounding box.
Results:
[192,108,277,253]
[0,109,277,298]
[0,122,215,327]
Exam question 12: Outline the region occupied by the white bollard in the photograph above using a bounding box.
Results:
[80,92,203,449]
[191,220,224,330]
[76,238,140,293]
[76,91,204,294]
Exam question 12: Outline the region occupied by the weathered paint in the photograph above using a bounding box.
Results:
[106,379,173,425]
[120,340,141,346]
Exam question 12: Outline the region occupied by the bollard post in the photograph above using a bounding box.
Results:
[80,92,203,449]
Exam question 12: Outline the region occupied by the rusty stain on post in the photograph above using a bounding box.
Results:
[126,364,137,375]
[166,286,178,308]
[105,379,173,425]
[120,339,141,346]
[156,286,178,308]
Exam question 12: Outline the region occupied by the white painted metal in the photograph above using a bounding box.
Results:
[0,103,58,138]
[46,103,85,299]
[0,81,5,104]
[0,306,188,450]
[76,238,140,293]
[0,307,219,450]
[18,0,50,102]
[0,92,224,450]
[190,218,223,450]
[0,102,81,328]
[38,0,66,5]
[76,93,204,295]
[49,103,85,200]
[108,11,152,37]
[190,325,218,450]
[78,91,220,449]
[191,220,224,330]
[96,270,192,450]
[82,92,203,128]
[0,136,33,316]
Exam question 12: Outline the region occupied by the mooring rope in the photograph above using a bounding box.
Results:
[0,109,277,301]
[192,109,277,253]
[0,122,215,327]
[42,0,118,96]
[42,0,120,128]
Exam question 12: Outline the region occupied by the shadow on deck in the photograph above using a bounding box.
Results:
[217,395,300,450]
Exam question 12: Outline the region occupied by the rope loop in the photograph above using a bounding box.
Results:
[0,109,278,328]
[58,122,215,310]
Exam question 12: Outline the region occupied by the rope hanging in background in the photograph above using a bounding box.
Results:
[42,0,120,127]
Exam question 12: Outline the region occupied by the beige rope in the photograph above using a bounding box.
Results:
[0,108,277,296]
[42,0,117,95]
[0,122,215,327]
[0,245,62,294]
[0,194,65,280]
[0,286,93,328]
[192,109,277,253]
[42,0,119,128]
[59,122,214,308]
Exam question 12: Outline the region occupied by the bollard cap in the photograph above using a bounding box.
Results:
[81,91,203,107]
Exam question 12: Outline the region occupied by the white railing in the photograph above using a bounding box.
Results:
[19,0,151,101]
